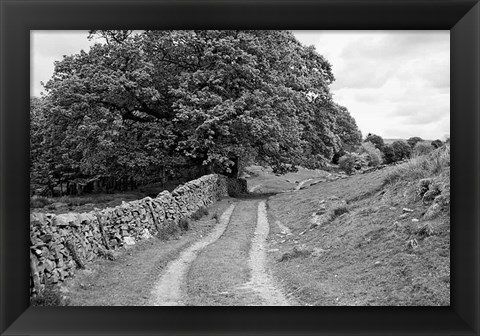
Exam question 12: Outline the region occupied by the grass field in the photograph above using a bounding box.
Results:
[243,165,344,194]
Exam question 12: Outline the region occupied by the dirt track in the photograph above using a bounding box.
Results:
[61,171,322,306]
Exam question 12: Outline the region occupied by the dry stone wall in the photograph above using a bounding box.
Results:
[29,174,232,297]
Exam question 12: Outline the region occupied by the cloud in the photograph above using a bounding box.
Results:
[31,31,93,96]
[330,59,394,89]
[340,31,449,61]
[306,31,450,91]
[293,30,450,140]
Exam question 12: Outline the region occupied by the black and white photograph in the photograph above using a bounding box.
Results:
[29,30,450,306]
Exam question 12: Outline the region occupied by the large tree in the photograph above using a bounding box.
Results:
[35,30,361,186]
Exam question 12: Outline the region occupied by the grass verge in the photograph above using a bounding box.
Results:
[266,158,450,306]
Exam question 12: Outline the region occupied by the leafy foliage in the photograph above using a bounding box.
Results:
[382,144,396,164]
[431,139,443,149]
[32,30,362,189]
[407,136,423,149]
[338,152,368,174]
[364,133,385,151]
[391,140,412,162]
[413,141,434,157]
[384,145,450,185]
[358,142,383,166]
[331,148,346,165]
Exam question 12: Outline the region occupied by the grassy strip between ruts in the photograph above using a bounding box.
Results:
[186,200,264,306]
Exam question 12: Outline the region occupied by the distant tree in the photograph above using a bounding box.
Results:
[382,144,396,164]
[364,133,385,151]
[413,141,434,157]
[431,139,443,149]
[407,136,423,149]
[391,140,411,161]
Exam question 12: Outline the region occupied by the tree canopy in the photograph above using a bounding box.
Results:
[32,30,362,189]
[364,133,385,151]
[407,136,423,149]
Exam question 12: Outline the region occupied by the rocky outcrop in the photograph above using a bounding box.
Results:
[29,174,232,297]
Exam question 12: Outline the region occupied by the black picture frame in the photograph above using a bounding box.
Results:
[1,0,479,335]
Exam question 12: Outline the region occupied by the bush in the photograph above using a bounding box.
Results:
[407,136,423,149]
[382,144,396,164]
[191,206,209,220]
[338,152,368,174]
[157,220,180,240]
[431,139,443,149]
[364,133,385,151]
[338,154,356,174]
[383,145,450,185]
[392,140,411,161]
[413,141,434,157]
[358,142,383,166]
[30,282,69,306]
[178,217,190,231]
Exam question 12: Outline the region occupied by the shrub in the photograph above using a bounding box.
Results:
[338,152,368,174]
[157,220,180,240]
[392,140,411,161]
[383,145,450,185]
[382,144,396,164]
[364,133,385,151]
[413,141,434,157]
[211,212,219,222]
[358,142,383,166]
[407,136,423,149]
[338,153,356,174]
[431,139,443,149]
[178,217,190,231]
[191,206,209,220]
[30,282,69,306]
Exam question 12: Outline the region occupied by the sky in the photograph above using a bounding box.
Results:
[31,30,450,140]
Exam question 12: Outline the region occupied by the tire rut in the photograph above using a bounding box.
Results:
[148,204,235,306]
[238,201,291,305]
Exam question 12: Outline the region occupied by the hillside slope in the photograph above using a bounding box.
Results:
[266,146,450,306]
